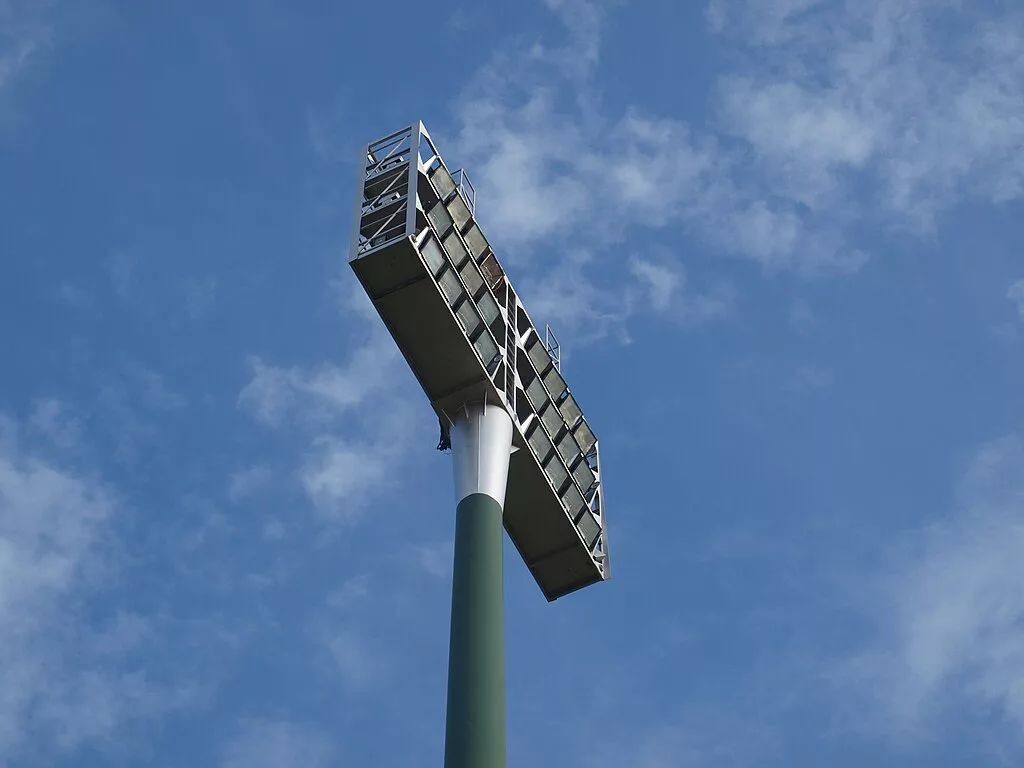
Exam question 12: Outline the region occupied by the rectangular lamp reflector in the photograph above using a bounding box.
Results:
[438,268,464,305]
[443,231,470,267]
[459,259,485,297]
[574,420,597,456]
[527,339,553,374]
[430,165,456,200]
[473,330,499,367]
[464,224,489,260]
[540,402,563,436]
[571,457,595,496]
[427,201,452,236]
[527,423,554,465]
[543,365,566,399]
[478,292,501,327]
[543,454,569,493]
[555,429,581,465]
[448,194,473,232]
[525,375,548,410]
[576,510,602,549]
[421,235,446,275]
[456,299,483,337]
[480,253,504,289]
[560,482,586,519]
[558,393,582,426]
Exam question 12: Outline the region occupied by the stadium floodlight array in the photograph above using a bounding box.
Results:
[349,122,608,768]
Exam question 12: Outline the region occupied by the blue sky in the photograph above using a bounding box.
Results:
[2,0,1023,765]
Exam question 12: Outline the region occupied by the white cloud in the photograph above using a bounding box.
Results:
[713,0,1024,230]
[414,540,453,580]
[238,334,398,430]
[586,707,778,768]
[313,577,385,688]
[299,436,390,522]
[515,248,632,342]
[629,256,735,324]
[450,0,1023,285]
[630,257,681,313]
[28,397,82,451]
[126,364,188,411]
[787,365,833,392]
[0,36,35,92]
[321,627,381,687]
[1009,279,1024,321]
[447,0,847,274]
[707,0,824,43]
[228,464,272,504]
[838,435,1024,743]
[718,78,877,206]
[220,719,335,768]
[0,1,52,98]
[0,411,193,762]
[239,291,425,522]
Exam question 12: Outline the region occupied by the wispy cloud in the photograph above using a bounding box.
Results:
[220,719,335,768]
[630,256,735,325]
[1009,279,1024,322]
[0,410,196,763]
[786,364,833,392]
[0,0,53,99]
[450,0,1023,293]
[27,397,82,452]
[713,0,1024,231]
[299,434,391,522]
[448,0,863,279]
[585,706,779,768]
[836,435,1024,746]
[413,540,453,580]
[238,289,425,522]
[227,464,272,504]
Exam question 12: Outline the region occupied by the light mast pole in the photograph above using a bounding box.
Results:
[444,401,512,768]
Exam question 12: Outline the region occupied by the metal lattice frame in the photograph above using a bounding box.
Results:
[351,122,608,592]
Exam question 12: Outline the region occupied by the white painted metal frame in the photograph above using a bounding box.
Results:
[350,121,609,591]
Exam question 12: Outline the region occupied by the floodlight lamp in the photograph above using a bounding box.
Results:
[571,457,596,496]
[540,402,564,435]
[527,423,554,464]
[555,429,581,465]
[560,482,586,520]
[448,194,473,232]
[459,259,485,297]
[558,393,582,427]
[430,164,456,200]
[576,510,602,549]
[525,375,548,410]
[420,235,446,275]
[478,292,501,327]
[443,230,470,266]
[479,253,504,289]
[543,365,567,399]
[455,299,483,337]
[438,268,464,305]
[464,224,489,260]
[574,420,597,456]
[427,201,453,236]
[527,338,553,374]
[543,454,569,492]
[472,330,499,368]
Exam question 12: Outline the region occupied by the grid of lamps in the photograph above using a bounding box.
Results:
[415,157,605,563]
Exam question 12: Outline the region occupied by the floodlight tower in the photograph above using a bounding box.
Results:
[349,123,609,768]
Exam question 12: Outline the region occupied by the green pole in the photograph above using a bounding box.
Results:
[443,491,506,768]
